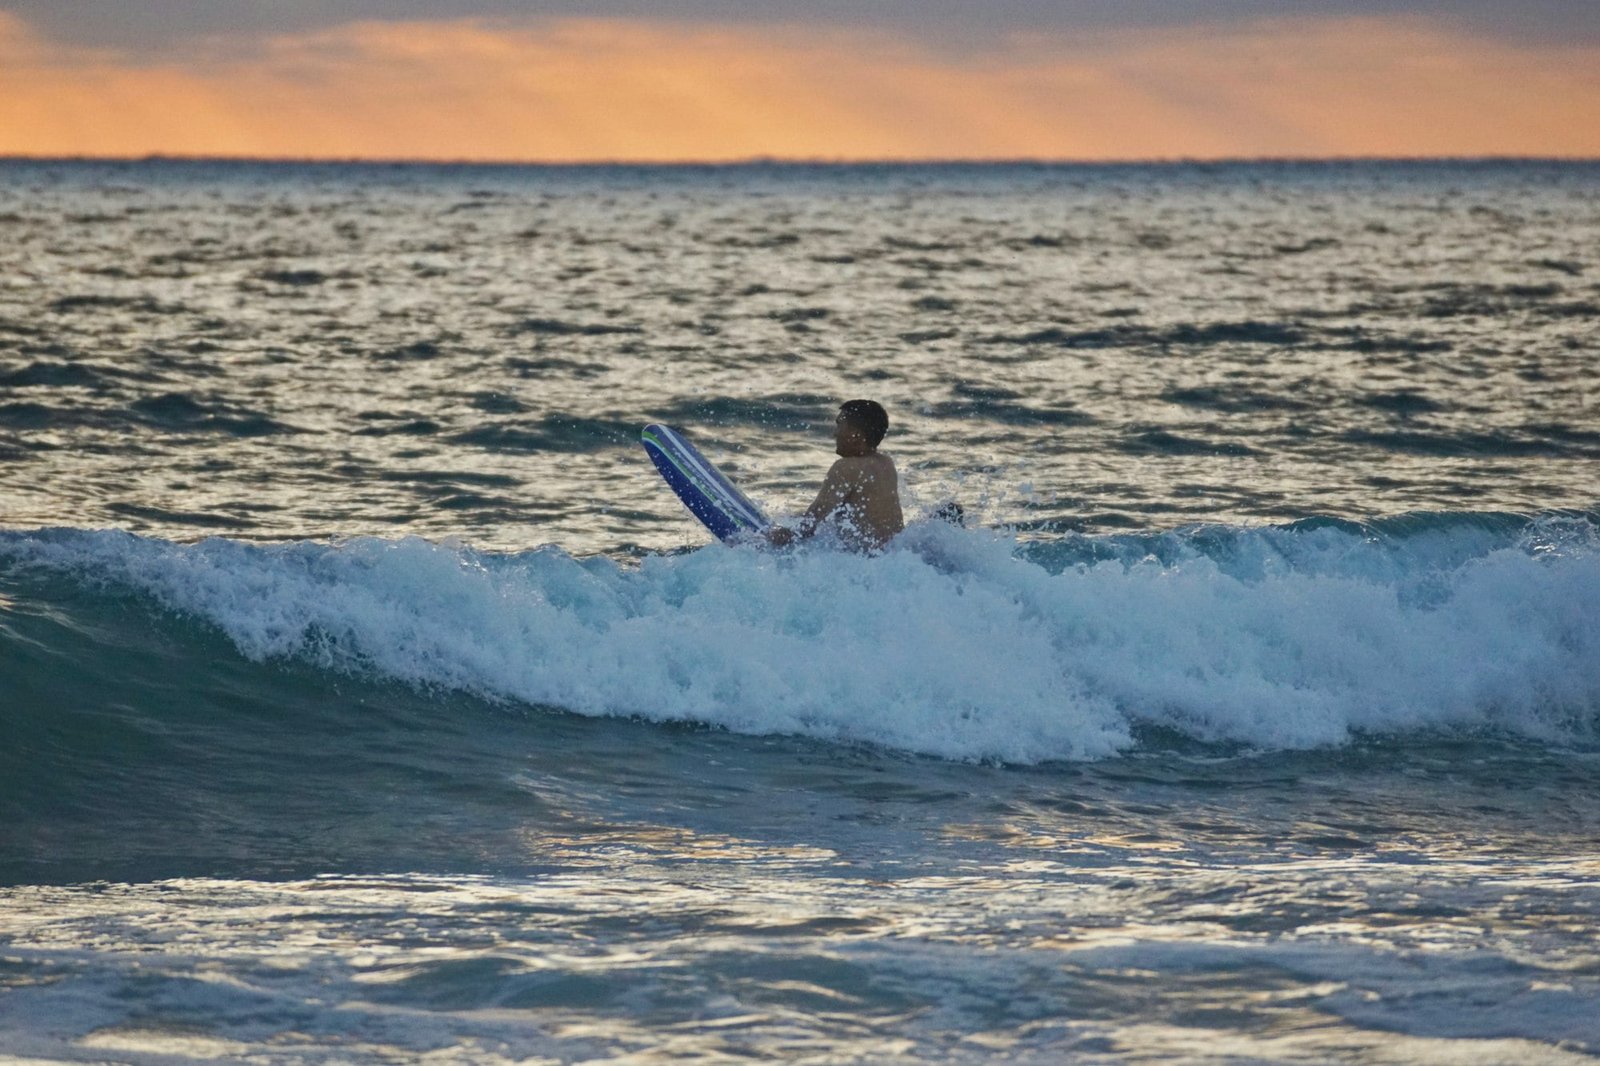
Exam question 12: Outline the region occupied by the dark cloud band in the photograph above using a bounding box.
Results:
[7,0,1598,53]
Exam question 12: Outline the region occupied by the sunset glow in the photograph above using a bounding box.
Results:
[2,9,1599,161]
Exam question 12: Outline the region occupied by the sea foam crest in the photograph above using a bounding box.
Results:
[2,516,1597,763]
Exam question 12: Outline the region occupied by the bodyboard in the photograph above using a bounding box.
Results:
[641,423,770,542]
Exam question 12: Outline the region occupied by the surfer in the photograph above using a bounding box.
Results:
[767,400,904,551]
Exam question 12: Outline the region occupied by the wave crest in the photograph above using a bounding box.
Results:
[2,513,1597,763]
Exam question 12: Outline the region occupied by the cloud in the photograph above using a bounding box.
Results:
[2,10,1597,161]
[9,1,1600,53]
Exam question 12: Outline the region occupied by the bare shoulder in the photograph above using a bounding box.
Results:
[826,455,868,478]
[829,454,894,480]
[854,452,897,480]
[839,453,895,468]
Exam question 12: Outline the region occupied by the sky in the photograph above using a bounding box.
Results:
[3,1,1598,161]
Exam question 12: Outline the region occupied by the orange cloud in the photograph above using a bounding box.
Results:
[2,11,1597,160]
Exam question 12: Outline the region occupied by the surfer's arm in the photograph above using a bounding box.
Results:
[767,461,857,546]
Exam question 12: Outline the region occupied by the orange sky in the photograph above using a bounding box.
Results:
[3,10,1598,161]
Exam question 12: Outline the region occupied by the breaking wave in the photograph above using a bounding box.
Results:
[3,511,1597,766]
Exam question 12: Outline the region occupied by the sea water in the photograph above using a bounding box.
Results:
[1,159,1598,1062]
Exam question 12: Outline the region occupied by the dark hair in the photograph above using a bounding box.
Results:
[838,399,888,448]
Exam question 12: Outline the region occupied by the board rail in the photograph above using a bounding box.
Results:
[641,423,770,542]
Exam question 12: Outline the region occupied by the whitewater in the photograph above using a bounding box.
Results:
[3,159,1599,1063]
[4,512,1598,764]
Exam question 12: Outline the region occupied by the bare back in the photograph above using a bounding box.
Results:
[802,451,904,550]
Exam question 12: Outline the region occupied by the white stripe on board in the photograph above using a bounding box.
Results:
[653,425,767,529]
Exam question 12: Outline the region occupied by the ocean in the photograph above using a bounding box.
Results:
[1,158,1598,1062]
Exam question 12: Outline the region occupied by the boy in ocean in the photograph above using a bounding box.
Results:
[767,399,905,551]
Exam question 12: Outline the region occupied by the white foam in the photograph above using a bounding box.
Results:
[4,516,1598,762]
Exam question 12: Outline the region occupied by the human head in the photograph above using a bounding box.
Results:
[835,399,888,456]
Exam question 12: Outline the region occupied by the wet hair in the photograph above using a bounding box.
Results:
[838,399,888,448]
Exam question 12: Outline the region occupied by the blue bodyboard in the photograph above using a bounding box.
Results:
[641,424,770,543]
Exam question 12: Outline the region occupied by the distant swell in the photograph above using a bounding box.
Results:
[2,513,1598,766]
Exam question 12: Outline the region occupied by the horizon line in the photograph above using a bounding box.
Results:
[5,153,1600,168]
